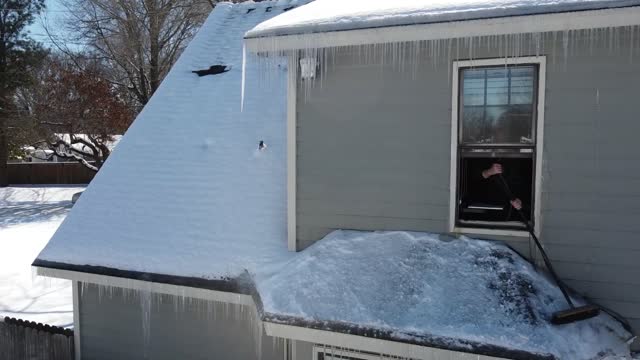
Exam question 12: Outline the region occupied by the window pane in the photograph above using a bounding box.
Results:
[486,68,508,105]
[486,106,533,144]
[460,65,535,145]
[462,69,485,106]
[510,67,534,105]
[461,106,487,143]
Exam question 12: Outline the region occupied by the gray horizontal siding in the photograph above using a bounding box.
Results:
[78,282,283,360]
[296,47,452,249]
[295,28,640,345]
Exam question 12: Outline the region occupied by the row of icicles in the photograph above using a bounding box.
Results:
[242,25,640,107]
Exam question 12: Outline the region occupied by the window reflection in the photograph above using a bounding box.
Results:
[461,66,535,145]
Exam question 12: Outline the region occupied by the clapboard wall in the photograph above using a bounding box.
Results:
[295,28,640,348]
[77,282,284,360]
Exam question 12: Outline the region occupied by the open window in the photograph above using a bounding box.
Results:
[451,58,545,236]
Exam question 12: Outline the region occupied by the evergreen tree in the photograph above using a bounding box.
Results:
[0,0,45,186]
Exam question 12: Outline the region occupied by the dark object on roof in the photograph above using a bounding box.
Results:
[283,6,295,11]
[258,140,266,150]
[246,8,255,14]
[551,304,601,325]
[266,6,272,12]
[192,65,230,77]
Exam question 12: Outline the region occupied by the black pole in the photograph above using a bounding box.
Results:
[496,174,576,309]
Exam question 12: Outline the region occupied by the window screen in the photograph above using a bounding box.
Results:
[460,66,536,145]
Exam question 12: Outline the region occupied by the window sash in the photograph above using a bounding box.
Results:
[458,65,538,146]
[455,64,540,231]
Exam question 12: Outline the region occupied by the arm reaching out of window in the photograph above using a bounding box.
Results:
[482,163,523,210]
[482,163,503,179]
[510,198,523,210]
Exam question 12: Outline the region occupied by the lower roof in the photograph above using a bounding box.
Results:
[35,230,633,360]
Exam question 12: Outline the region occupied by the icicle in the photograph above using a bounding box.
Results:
[140,289,152,359]
[241,44,247,112]
[562,29,570,69]
[30,267,38,285]
[630,25,635,63]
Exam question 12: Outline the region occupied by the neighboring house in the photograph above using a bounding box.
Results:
[33,1,639,360]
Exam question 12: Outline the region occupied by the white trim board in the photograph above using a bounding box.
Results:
[35,266,254,306]
[246,6,640,52]
[72,280,81,360]
[448,56,546,239]
[287,54,298,252]
[266,323,510,360]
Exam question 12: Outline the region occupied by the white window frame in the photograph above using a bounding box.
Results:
[287,53,298,251]
[449,56,546,238]
[72,280,81,360]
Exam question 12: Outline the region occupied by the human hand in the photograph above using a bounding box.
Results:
[482,163,503,178]
[510,198,522,210]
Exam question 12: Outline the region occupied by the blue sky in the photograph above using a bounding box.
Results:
[27,0,83,49]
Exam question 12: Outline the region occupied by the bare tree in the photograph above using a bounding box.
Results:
[56,0,212,108]
[21,54,134,171]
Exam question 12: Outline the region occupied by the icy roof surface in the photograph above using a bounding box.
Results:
[246,0,640,38]
[36,0,303,278]
[259,230,633,359]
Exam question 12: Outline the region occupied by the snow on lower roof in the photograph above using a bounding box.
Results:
[35,0,305,279]
[245,0,640,39]
[258,231,633,360]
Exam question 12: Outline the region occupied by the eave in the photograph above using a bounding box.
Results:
[32,259,255,306]
[264,314,556,360]
[245,5,640,53]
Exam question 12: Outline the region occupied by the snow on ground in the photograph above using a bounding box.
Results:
[258,230,633,360]
[0,186,83,327]
[246,0,640,38]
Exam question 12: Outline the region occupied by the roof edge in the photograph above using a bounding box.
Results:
[245,5,640,52]
[264,314,556,360]
[32,259,251,296]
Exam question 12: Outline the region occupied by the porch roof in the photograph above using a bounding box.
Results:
[35,230,632,359]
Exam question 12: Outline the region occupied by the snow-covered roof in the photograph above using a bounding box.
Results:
[259,231,632,359]
[35,0,299,280]
[33,1,633,358]
[246,0,640,39]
